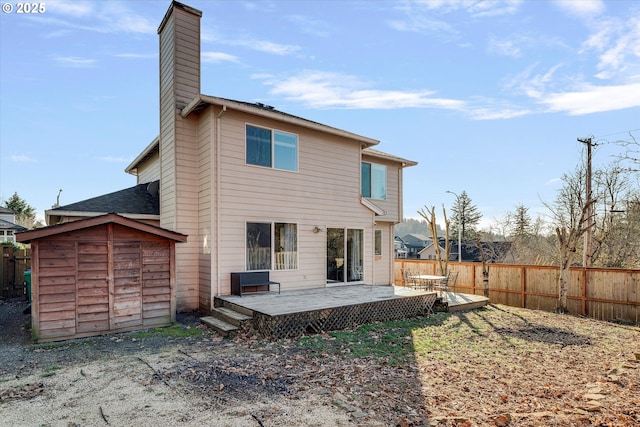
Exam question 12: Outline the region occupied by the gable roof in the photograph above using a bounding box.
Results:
[0,218,28,232]
[182,94,380,147]
[0,206,16,214]
[45,181,160,225]
[449,240,513,263]
[17,213,187,244]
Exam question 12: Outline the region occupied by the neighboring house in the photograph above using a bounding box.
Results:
[47,181,160,226]
[418,237,447,260]
[401,233,432,257]
[0,207,27,244]
[394,236,408,259]
[419,239,514,263]
[44,1,417,313]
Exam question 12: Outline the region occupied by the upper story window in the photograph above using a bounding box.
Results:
[361,162,386,200]
[246,124,298,172]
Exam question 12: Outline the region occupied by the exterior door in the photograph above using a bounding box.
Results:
[327,228,363,285]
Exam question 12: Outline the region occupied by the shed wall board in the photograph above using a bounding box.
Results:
[29,223,177,342]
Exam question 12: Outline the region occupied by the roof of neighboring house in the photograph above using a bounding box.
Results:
[17,213,187,244]
[0,218,28,232]
[449,240,513,263]
[0,206,16,214]
[402,233,431,242]
[45,181,160,225]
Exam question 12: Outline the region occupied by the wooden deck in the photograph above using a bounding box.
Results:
[210,285,488,338]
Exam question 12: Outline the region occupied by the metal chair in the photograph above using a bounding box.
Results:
[402,268,418,289]
[434,271,458,297]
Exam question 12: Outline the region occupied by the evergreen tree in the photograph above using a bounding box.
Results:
[513,204,532,237]
[3,192,37,228]
[450,191,482,239]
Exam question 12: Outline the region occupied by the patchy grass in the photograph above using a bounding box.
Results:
[40,365,60,378]
[129,323,202,340]
[296,313,449,366]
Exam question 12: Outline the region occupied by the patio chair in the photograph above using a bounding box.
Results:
[434,271,458,297]
[402,268,418,289]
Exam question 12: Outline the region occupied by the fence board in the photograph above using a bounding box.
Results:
[395,260,639,323]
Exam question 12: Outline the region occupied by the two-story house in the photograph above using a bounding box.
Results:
[0,207,28,244]
[46,1,417,313]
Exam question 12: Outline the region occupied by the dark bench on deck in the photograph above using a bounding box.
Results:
[231,271,281,296]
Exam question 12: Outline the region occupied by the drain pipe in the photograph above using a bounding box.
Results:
[215,105,226,301]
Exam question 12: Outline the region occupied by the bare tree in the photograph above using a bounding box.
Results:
[418,205,450,275]
[613,131,640,173]
[547,166,596,313]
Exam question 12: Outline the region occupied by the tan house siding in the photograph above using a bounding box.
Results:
[158,3,202,311]
[214,110,376,295]
[197,107,213,309]
[361,153,402,223]
[373,224,394,285]
[136,151,160,184]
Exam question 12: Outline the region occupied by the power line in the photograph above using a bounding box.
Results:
[594,128,640,141]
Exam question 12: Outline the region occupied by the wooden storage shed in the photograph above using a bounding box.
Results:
[16,213,187,342]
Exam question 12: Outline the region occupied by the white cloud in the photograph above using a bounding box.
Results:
[540,82,640,115]
[11,154,37,162]
[39,1,156,35]
[259,70,465,110]
[243,40,300,56]
[201,52,240,64]
[581,16,640,80]
[388,15,456,36]
[553,0,605,19]
[47,0,94,17]
[468,105,530,120]
[54,56,96,67]
[404,0,522,17]
[488,36,522,58]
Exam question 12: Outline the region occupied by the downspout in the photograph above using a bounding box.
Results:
[392,167,403,285]
[215,105,226,300]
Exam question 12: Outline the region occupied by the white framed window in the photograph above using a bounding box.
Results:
[246,221,298,271]
[246,124,298,172]
[361,162,386,199]
[374,230,382,256]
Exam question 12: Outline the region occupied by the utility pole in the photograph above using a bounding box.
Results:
[578,137,594,267]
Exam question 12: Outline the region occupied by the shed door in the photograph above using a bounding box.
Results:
[77,242,110,334]
[112,242,142,328]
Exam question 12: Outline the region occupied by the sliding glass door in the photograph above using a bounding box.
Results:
[327,227,363,285]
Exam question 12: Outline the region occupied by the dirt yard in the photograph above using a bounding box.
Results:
[1,298,638,426]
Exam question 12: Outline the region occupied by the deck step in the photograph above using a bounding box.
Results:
[210,306,252,326]
[200,316,237,336]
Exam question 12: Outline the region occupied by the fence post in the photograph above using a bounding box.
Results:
[521,266,526,308]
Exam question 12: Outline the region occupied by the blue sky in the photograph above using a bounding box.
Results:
[1,0,639,229]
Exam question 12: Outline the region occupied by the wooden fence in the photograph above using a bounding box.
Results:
[395,259,639,324]
[1,245,31,299]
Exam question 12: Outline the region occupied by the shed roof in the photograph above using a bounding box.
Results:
[17,213,187,244]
